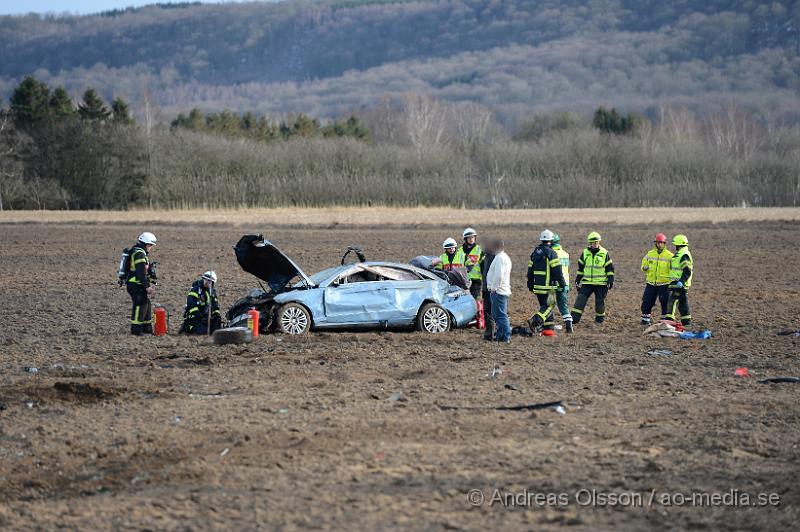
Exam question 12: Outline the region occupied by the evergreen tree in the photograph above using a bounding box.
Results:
[78,88,111,121]
[9,75,51,130]
[49,87,75,119]
[111,97,134,125]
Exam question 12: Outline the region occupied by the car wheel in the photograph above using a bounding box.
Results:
[212,327,253,345]
[417,303,451,333]
[277,303,312,335]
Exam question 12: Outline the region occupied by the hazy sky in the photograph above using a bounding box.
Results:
[0,1,269,16]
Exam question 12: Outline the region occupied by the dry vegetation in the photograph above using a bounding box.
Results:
[2,207,799,226]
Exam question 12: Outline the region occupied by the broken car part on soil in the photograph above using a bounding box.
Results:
[438,400,564,412]
[758,377,800,384]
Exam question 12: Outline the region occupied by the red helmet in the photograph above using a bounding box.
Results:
[654,233,667,243]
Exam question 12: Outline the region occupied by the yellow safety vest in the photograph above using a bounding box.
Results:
[462,244,483,280]
[552,245,570,287]
[670,247,693,289]
[579,247,612,285]
[437,250,465,271]
[641,247,673,286]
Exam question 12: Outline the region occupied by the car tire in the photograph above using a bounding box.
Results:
[277,303,312,335]
[416,303,451,333]
[212,327,253,345]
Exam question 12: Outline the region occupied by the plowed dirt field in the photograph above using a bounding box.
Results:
[1,217,798,530]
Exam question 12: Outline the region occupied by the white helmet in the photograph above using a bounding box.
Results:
[138,232,157,245]
[539,229,554,242]
[202,270,218,283]
[442,237,458,249]
[462,227,477,239]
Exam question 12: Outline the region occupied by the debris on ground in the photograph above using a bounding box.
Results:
[776,330,800,337]
[388,392,407,402]
[438,400,564,412]
[212,327,253,345]
[487,366,503,379]
[24,366,38,374]
[735,367,750,377]
[758,377,800,384]
[643,322,681,337]
[504,384,520,391]
[220,448,230,457]
[511,326,533,337]
[679,330,712,339]
[646,349,674,356]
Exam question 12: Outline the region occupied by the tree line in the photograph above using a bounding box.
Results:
[1,75,798,210]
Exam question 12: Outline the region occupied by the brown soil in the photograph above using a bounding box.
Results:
[0,221,798,530]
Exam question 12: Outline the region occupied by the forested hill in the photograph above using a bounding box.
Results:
[1,0,798,123]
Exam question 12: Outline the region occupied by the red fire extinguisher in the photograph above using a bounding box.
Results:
[247,308,260,338]
[475,300,485,329]
[154,306,168,336]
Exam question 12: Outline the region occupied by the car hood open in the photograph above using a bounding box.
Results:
[234,235,315,291]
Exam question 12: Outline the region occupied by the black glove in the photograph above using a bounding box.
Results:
[607,280,614,289]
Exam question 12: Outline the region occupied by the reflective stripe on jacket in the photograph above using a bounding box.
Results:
[127,246,149,287]
[577,247,614,285]
[552,245,570,287]
[670,247,693,288]
[462,243,483,280]
[437,250,466,271]
[527,244,565,294]
[641,247,673,285]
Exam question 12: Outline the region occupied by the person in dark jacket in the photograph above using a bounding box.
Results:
[126,232,157,335]
[526,229,566,333]
[181,271,222,334]
[479,239,497,341]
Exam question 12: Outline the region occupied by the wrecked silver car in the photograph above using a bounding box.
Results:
[227,235,477,335]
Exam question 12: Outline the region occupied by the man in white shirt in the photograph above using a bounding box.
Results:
[485,238,512,342]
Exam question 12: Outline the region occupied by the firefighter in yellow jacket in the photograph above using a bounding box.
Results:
[436,238,466,272]
[570,231,615,325]
[461,227,483,299]
[665,234,693,326]
[640,233,673,325]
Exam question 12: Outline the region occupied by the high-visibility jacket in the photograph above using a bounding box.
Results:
[462,243,483,280]
[527,244,566,294]
[641,247,673,286]
[670,247,693,289]
[126,245,151,287]
[576,246,614,286]
[552,244,570,288]
[185,279,221,320]
[437,249,466,271]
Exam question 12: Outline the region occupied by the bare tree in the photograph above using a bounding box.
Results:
[657,105,699,144]
[705,101,762,163]
[449,101,497,153]
[403,93,448,158]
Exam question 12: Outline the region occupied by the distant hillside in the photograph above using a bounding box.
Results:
[1,0,798,124]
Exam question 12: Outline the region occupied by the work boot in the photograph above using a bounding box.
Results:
[640,314,651,325]
[595,316,605,324]
[130,324,142,336]
[565,321,573,334]
[142,324,154,335]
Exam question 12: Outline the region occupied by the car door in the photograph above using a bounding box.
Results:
[323,278,397,324]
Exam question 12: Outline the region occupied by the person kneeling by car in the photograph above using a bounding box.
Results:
[181,271,222,334]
